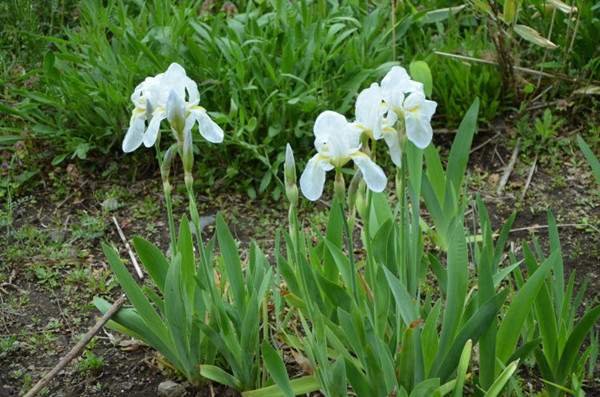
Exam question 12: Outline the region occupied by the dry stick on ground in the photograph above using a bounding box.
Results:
[112,216,144,280]
[23,294,127,397]
[497,139,521,195]
[520,155,538,201]
[470,132,502,154]
[434,51,600,84]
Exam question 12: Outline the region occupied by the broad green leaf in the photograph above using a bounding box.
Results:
[262,341,294,397]
[410,61,433,97]
[216,213,245,308]
[484,360,519,397]
[178,217,196,313]
[132,237,169,292]
[383,267,418,325]
[577,135,600,185]
[496,251,560,363]
[420,5,466,24]
[241,375,321,397]
[435,290,507,381]
[164,254,191,373]
[409,378,440,397]
[514,24,558,49]
[101,243,168,341]
[93,297,179,367]
[446,98,479,198]
[452,340,472,397]
[324,199,344,281]
[437,218,468,360]
[200,365,242,390]
[424,145,446,204]
[556,305,600,383]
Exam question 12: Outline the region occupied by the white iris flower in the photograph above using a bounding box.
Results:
[122,63,223,153]
[354,82,402,166]
[380,65,437,150]
[300,111,387,201]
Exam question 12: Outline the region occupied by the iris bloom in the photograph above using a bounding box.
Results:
[300,111,387,201]
[354,83,402,165]
[380,66,437,150]
[122,63,223,153]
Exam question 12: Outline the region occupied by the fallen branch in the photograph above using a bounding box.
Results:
[509,223,598,234]
[497,139,521,195]
[471,132,501,154]
[112,216,144,280]
[520,156,538,201]
[434,51,600,84]
[23,294,127,397]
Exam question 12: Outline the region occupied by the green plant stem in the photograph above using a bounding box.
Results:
[154,138,177,257]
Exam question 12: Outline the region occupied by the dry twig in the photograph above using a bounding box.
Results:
[23,295,127,397]
[497,139,520,195]
[112,216,143,280]
[520,156,538,201]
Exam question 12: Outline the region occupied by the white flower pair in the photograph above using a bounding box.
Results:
[300,65,437,201]
[121,63,223,153]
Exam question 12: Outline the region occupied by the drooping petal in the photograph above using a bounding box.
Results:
[189,108,224,143]
[352,153,387,192]
[300,154,331,201]
[381,66,424,111]
[382,129,402,166]
[143,110,166,147]
[405,115,433,149]
[122,112,145,153]
[355,83,385,139]
[314,111,361,159]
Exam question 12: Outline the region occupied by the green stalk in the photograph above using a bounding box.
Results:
[154,135,177,257]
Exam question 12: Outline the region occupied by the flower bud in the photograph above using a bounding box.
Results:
[356,180,367,219]
[181,127,194,176]
[347,169,361,214]
[284,144,298,207]
[161,144,178,184]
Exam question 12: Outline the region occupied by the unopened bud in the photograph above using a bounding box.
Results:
[284,144,298,206]
[161,144,178,184]
[181,127,194,175]
[347,169,361,214]
[356,180,367,219]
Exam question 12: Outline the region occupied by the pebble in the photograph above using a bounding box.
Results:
[157,380,185,397]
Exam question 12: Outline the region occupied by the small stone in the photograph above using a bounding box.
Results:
[157,380,185,397]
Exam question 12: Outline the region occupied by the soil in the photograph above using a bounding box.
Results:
[1,129,599,396]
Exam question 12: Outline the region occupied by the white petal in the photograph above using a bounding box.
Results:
[314,111,361,158]
[383,129,402,166]
[122,114,145,153]
[193,109,224,143]
[300,155,330,201]
[352,153,387,192]
[405,115,433,149]
[420,98,438,119]
[143,111,166,147]
[166,90,186,127]
[381,66,424,110]
[355,83,385,139]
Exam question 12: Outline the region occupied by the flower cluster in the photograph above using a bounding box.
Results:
[122,63,224,153]
[299,65,437,201]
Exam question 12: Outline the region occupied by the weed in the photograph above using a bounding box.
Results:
[77,350,105,374]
